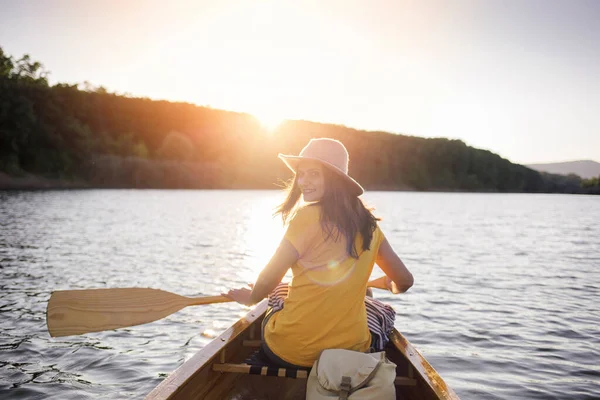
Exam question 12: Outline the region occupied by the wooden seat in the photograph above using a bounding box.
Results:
[211,339,417,386]
[212,362,416,386]
[213,363,309,379]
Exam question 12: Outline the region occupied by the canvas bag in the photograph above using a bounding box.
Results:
[305,349,396,400]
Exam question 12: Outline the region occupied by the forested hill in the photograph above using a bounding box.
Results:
[1,47,597,194]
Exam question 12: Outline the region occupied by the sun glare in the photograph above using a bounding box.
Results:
[241,193,286,283]
[253,111,285,133]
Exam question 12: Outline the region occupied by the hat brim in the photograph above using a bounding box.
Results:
[278,154,364,197]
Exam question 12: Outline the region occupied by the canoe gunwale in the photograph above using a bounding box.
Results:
[146,300,460,400]
[389,330,460,399]
[145,301,267,400]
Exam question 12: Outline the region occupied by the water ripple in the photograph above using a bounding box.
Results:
[1,190,599,399]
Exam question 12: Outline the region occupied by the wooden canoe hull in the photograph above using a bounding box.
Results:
[146,300,460,400]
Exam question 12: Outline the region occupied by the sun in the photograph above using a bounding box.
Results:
[252,110,285,133]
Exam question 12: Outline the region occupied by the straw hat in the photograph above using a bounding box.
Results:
[278,138,364,196]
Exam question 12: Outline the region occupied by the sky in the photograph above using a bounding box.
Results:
[1,0,599,164]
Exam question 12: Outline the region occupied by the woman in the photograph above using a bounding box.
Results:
[223,138,413,369]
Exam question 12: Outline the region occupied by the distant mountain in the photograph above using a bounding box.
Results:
[526,160,600,179]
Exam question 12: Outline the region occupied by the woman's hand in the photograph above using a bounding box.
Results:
[367,276,402,294]
[222,286,255,306]
[385,276,402,294]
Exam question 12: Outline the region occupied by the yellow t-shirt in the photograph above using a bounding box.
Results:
[263,204,385,367]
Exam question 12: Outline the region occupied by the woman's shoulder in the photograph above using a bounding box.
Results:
[284,204,322,246]
[295,203,321,217]
[372,223,386,248]
[288,204,321,225]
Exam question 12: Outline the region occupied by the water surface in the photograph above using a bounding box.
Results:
[1,190,599,399]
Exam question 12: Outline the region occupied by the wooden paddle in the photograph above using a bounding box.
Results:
[47,277,391,337]
[47,288,232,337]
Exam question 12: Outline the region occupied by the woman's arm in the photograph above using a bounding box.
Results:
[375,238,414,294]
[223,238,299,305]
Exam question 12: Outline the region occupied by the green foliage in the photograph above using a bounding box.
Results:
[538,173,582,194]
[132,141,149,159]
[0,48,49,84]
[582,176,599,188]
[0,48,15,78]
[0,153,23,176]
[580,175,600,194]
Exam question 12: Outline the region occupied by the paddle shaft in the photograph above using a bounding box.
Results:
[47,277,391,337]
[186,295,232,306]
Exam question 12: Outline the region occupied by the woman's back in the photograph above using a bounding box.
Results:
[263,205,385,367]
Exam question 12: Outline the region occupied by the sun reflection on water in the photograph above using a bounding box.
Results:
[240,192,286,284]
[201,329,217,338]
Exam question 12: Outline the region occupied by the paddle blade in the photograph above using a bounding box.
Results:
[47,288,194,337]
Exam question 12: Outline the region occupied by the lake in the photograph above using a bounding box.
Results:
[1,190,599,399]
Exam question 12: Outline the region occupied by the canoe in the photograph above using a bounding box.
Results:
[146,300,460,400]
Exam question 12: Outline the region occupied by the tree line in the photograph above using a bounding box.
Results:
[1,47,597,194]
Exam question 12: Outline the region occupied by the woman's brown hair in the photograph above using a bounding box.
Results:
[274,166,380,258]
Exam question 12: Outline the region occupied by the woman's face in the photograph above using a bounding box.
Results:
[296,160,325,202]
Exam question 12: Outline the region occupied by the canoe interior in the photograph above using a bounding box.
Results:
[146,301,458,400]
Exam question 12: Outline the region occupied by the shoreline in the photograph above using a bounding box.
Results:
[0,172,90,190]
[2,172,596,194]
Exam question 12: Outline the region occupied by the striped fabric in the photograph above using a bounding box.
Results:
[247,365,309,379]
[267,283,396,351]
[214,362,309,379]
